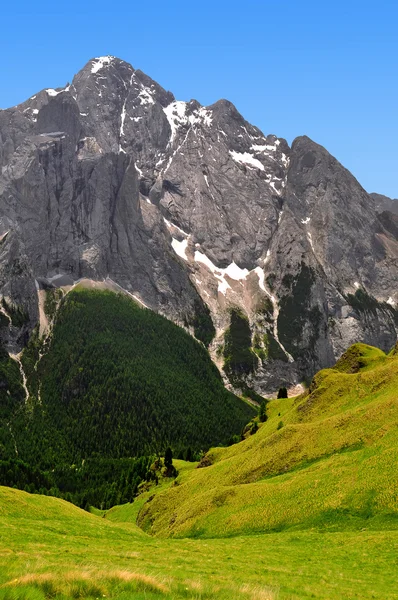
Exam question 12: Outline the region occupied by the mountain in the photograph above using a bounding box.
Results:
[0,55,397,395]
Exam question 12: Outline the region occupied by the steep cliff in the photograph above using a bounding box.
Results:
[0,56,396,394]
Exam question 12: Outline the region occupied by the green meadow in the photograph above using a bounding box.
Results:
[140,344,398,539]
[1,483,398,600]
[1,343,398,599]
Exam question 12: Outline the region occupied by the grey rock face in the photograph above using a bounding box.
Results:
[0,55,396,395]
[371,192,398,216]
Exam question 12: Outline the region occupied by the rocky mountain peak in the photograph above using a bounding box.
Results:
[0,57,396,395]
[73,55,137,91]
[371,192,398,216]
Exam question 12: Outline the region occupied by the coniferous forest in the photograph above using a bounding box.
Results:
[0,288,254,508]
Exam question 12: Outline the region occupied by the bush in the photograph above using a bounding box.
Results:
[259,400,268,422]
[164,447,173,469]
[250,421,259,435]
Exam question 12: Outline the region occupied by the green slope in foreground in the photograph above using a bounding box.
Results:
[1,343,398,599]
[1,482,398,600]
[138,342,398,538]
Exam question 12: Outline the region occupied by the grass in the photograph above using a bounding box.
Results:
[137,343,398,539]
[2,342,398,599]
[1,486,398,599]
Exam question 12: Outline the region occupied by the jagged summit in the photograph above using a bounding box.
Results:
[89,55,119,71]
[0,57,396,393]
[371,192,398,216]
[75,55,135,79]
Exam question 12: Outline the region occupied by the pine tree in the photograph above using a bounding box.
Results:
[259,400,268,422]
[164,447,173,469]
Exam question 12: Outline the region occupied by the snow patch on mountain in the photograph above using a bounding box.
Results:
[281,153,289,167]
[193,107,213,127]
[229,151,265,171]
[270,181,281,195]
[253,266,266,292]
[91,56,114,74]
[46,89,63,97]
[163,217,189,238]
[163,102,213,145]
[172,238,189,260]
[194,251,253,296]
[251,143,277,153]
[119,102,127,146]
[163,101,187,143]
[138,88,155,106]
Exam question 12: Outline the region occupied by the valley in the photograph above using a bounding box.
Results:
[1,340,398,598]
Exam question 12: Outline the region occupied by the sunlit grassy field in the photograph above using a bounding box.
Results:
[1,485,398,599]
[139,344,398,539]
[1,343,398,599]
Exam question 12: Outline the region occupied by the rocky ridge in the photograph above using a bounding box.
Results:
[0,55,397,395]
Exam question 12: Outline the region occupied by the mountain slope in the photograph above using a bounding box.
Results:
[137,342,398,538]
[0,55,396,394]
[0,287,253,467]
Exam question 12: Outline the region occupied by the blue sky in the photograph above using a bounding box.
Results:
[1,0,397,197]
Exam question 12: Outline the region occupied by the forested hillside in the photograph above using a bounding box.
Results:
[0,288,253,506]
[36,288,253,461]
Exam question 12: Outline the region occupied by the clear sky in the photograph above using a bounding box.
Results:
[1,0,397,197]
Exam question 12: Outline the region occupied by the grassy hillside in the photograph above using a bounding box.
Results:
[4,288,253,468]
[1,484,398,599]
[2,343,398,599]
[137,343,398,538]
